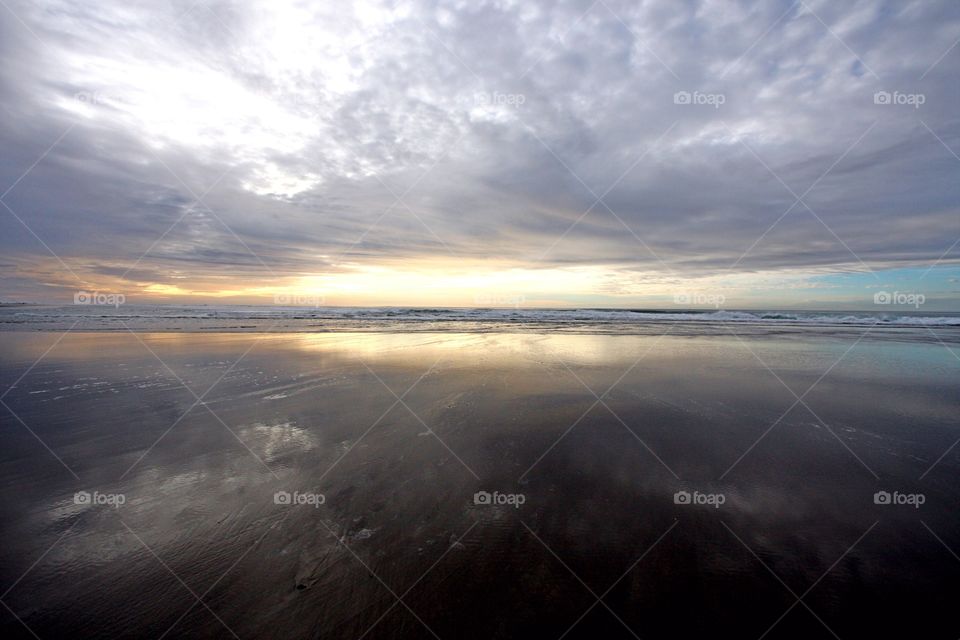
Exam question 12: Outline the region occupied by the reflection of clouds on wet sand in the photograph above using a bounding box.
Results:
[240,420,317,463]
[1,329,958,638]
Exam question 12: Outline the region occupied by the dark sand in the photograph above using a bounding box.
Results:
[1,330,958,638]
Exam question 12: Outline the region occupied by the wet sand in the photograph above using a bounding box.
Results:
[1,330,958,638]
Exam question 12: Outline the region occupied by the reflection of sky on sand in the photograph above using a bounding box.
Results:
[241,420,316,462]
[280,330,960,382]
[0,329,958,638]
[0,331,256,362]
[282,331,492,359]
[3,330,959,377]
[282,331,705,368]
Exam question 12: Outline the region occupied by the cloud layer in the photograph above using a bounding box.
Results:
[0,0,958,306]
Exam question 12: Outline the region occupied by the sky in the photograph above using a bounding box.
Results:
[0,0,958,310]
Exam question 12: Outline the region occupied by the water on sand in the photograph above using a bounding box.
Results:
[1,329,958,638]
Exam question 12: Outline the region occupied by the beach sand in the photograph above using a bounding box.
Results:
[1,330,957,638]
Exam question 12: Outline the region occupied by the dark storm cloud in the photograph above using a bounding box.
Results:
[0,0,958,297]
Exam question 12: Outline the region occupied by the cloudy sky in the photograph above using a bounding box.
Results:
[1,0,958,309]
